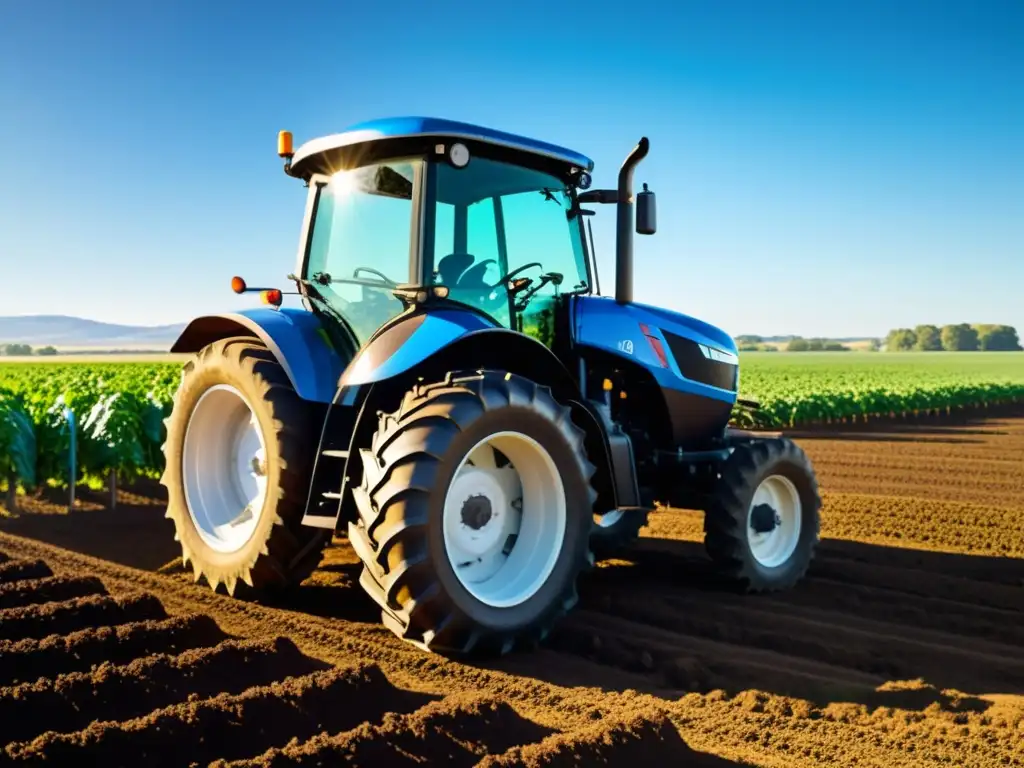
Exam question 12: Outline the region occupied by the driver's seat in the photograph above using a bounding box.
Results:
[455,260,494,292]
[436,253,474,286]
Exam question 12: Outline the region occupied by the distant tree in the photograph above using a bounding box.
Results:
[974,324,1022,351]
[2,343,32,356]
[786,338,811,352]
[940,323,979,351]
[822,341,850,351]
[913,325,942,351]
[885,329,917,351]
[734,335,763,345]
[866,338,881,351]
[36,346,58,356]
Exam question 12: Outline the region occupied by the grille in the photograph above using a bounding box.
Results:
[662,331,738,391]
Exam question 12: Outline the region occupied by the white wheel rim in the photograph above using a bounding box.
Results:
[182,385,268,554]
[442,431,566,609]
[746,474,802,568]
[594,509,624,528]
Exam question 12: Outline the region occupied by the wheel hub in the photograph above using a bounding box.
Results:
[461,494,493,530]
[745,474,803,568]
[445,467,511,559]
[749,503,781,534]
[442,432,567,608]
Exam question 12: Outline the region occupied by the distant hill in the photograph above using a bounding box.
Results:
[0,315,186,350]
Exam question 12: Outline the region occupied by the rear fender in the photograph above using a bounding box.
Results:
[170,309,346,403]
[337,308,495,390]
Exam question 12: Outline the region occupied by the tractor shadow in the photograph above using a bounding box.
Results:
[486,535,1023,717]
[256,537,384,623]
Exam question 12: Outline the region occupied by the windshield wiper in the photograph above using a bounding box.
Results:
[539,187,564,206]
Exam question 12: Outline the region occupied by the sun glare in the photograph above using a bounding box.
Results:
[328,170,359,196]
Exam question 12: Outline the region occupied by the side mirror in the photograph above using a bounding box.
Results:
[636,183,656,235]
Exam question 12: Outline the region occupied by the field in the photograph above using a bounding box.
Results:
[0,410,1021,765]
[0,355,1021,765]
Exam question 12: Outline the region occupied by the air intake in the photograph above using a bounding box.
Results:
[662,332,738,391]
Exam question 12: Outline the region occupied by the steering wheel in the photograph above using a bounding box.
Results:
[489,262,544,290]
[353,266,398,287]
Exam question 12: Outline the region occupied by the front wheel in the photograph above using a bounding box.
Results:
[703,437,821,592]
[160,338,327,595]
[348,370,596,656]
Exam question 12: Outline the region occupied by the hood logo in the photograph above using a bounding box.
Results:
[617,339,634,355]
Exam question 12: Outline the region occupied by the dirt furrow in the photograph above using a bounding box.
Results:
[0,613,226,686]
[0,592,166,643]
[5,664,430,767]
[480,708,735,767]
[216,694,556,768]
[0,638,320,745]
[0,575,105,611]
[0,560,51,584]
[553,609,883,701]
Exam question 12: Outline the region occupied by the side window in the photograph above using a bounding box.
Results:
[501,190,586,295]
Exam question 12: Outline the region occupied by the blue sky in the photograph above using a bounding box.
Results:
[1,0,1021,338]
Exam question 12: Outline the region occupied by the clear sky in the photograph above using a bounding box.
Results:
[2,0,1021,338]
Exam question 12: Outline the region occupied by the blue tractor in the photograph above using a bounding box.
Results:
[161,117,821,655]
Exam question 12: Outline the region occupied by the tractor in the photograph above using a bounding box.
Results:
[161,117,821,656]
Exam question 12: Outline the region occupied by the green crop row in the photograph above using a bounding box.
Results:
[2,352,1023,492]
[0,363,179,491]
[733,352,1024,428]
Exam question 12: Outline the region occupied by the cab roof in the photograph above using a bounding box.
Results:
[289,116,594,178]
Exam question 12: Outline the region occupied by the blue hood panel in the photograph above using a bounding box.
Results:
[573,296,738,404]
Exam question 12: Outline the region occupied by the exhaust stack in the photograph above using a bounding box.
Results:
[615,137,650,304]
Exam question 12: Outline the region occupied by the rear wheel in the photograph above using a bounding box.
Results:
[703,437,820,591]
[161,338,327,595]
[348,370,596,656]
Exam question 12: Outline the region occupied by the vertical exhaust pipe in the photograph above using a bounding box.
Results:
[615,136,650,304]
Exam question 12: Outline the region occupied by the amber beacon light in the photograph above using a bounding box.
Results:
[278,130,294,159]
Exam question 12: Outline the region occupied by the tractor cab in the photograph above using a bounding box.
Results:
[280,117,597,350]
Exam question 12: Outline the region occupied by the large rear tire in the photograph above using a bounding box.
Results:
[160,337,327,595]
[703,437,820,592]
[348,370,596,656]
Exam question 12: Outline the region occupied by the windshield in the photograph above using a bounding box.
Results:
[303,159,420,343]
[432,157,589,328]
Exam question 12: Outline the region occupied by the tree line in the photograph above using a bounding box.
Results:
[1,344,58,357]
[884,324,1021,352]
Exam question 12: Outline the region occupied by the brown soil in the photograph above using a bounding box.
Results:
[0,413,1022,766]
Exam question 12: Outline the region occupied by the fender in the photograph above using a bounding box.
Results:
[338,307,497,389]
[170,308,347,403]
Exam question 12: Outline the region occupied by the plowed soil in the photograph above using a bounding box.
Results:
[1,413,1022,766]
